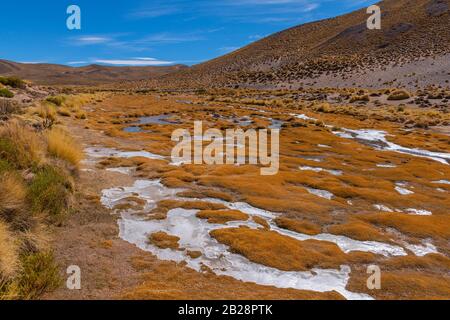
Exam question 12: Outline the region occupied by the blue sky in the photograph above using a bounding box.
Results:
[0,0,377,67]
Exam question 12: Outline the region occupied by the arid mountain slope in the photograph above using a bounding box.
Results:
[149,0,450,89]
[0,60,187,85]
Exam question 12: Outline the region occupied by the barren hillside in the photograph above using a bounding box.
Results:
[0,60,187,85]
[147,0,450,89]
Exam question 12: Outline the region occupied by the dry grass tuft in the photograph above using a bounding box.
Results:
[148,231,180,250]
[274,217,321,235]
[196,210,249,224]
[0,221,19,281]
[47,127,83,168]
[387,89,410,101]
[0,120,44,169]
[211,227,346,271]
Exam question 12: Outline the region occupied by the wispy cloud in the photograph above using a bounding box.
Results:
[127,0,321,24]
[93,57,174,66]
[72,36,112,45]
[128,5,180,19]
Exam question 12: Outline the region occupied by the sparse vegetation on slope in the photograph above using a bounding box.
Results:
[0,116,81,299]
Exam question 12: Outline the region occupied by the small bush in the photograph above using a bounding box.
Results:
[0,121,44,169]
[0,221,19,282]
[47,127,83,167]
[349,94,370,102]
[0,88,14,98]
[0,159,12,174]
[14,251,61,299]
[75,111,86,120]
[0,77,25,89]
[387,90,410,101]
[28,166,73,220]
[37,104,57,129]
[57,107,71,117]
[0,99,19,115]
[46,96,65,107]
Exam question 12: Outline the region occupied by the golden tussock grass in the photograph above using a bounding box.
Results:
[327,220,391,242]
[348,270,450,300]
[210,227,346,271]
[46,127,83,168]
[359,213,450,239]
[0,120,44,169]
[124,255,344,300]
[186,250,202,259]
[0,221,19,281]
[274,217,321,235]
[387,89,410,101]
[148,232,180,250]
[150,199,227,220]
[252,216,270,229]
[196,210,249,224]
[0,172,26,215]
[56,107,71,117]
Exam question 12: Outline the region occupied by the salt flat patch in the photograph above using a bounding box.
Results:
[97,178,417,299]
[405,208,432,216]
[377,163,397,168]
[306,188,334,200]
[271,225,406,257]
[101,180,182,213]
[333,129,450,165]
[118,208,372,300]
[395,186,414,195]
[289,113,317,121]
[374,204,394,212]
[299,166,343,176]
[85,147,165,161]
[106,167,135,175]
[404,240,438,256]
[433,180,450,185]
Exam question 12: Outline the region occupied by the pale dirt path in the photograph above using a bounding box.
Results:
[42,120,149,299]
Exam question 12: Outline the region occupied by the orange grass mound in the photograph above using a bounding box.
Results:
[328,220,391,242]
[210,227,347,271]
[347,270,450,300]
[359,213,450,239]
[186,250,202,259]
[274,217,321,235]
[149,199,227,220]
[253,216,270,229]
[148,232,180,250]
[123,255,344,300]
[196,210,249,224]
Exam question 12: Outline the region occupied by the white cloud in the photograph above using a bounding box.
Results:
[93,58,174,66]
[74,36,111,45]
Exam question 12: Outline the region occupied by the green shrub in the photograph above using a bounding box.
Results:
[0,77,26,89]
[0,88,14,98]
[15,251,61,299]
[0,159,12,174]
[28,166,73,220]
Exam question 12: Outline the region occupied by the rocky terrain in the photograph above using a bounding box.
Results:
[137,0,450,90]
